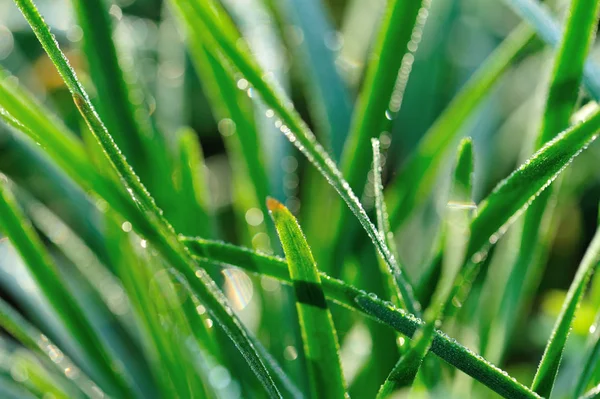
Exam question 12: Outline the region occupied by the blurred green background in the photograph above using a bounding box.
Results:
[2,0,600,397]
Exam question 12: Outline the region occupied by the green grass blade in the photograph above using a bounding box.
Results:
[171,0,416,314]
[466,107,600,260]
[0,298,101,398]
[173,127,216,238]
[0,181,133,396]
[12,0,161,222]
[377,138,475,396]
[0,125,106,265]
[582,383,600,399]
[172,1,272,234]
[574,310,600,396]
[505,0,600,99]
[372,138,419,314]
[482,0,600,369]
[182,237,538,398]
[385,23,534,230]
[340,0,430,193]
[70,0,149,175]
[268,198,347,398]
[531,228,600,397]
[531,0,600,149]
[277,0,352,160]
[12,1,294,395]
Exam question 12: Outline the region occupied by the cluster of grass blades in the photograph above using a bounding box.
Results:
[2,0,600,397]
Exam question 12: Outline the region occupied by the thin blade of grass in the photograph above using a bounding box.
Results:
[340,0,430,193]
[183,237,538,399]
[574,308,600,396]
[385,23,535,230]
[0,181,133,397]
[170,0,417,314]
[268,198,346,398]
[505,0,600,99]
[70,0,150,176]
[322,0,431,278]
[377,138,475,396]
[173,127,216,238]
[11,1,294,395]
[0,297,101,398]
[372,138,419,314]
[531,227,600,397]
[466,106,600,260]
[482,0,600,372]
[277,0,352,160]
[171,0,272,236]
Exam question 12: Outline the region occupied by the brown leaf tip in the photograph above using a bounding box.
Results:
[266,197,285,212]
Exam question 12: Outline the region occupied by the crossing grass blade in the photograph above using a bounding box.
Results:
[10,1,298,396]
[268,198,347,399]
[323,0,431,278]
[0,181,133,397]
[70,0,150,176]
[182,237,539,399]
[481,0,600,369]
[0,297,101,398]
[531,227,600,397]
[277,0,352,160]
[340,0,430,193]
[372,138,419,314]
[466,105,600,260]
[385,23,535,230]
[377,138,475,397]
[169,0,417,314]
[171,0,272,234]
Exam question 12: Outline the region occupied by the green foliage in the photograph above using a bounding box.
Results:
[1,0,600,397]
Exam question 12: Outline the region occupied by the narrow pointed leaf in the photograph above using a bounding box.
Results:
[385,23,534,230]
[277,0,352,160]
[466,107,600,260]
[0,181,133,397]
[11,1,291,396]
[531,229,600,396]
[169,0,415,314]
[268,198,346,399]
[183,237,539,399]
[378,138,475,396]
[372,138,419,314]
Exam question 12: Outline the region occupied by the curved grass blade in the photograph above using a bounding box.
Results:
[70,0,149,176]
[531,228,600,397]
[171,1,272,234]
[323,0,431,277]
[0,125,106,265]
[170,0,417,314]
[340,0,430,193]
[466,106,600,260]
[182,237,539,399]
[372,138,419,314]
[0,181,133,397]
[385,23,535,230]
[505,0,600,99]
[574,310,600,396]
[268,198,346,399]
[377,138,475,397]
[0,298,102,398]
[11,1,292,396]
[173,128,216,238]
[277,0,352,160]
[483,0,600,369]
